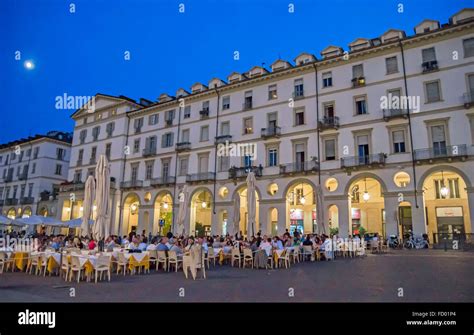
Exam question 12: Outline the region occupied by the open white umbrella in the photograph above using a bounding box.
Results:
[81,175,96,237]
[232,193,240,236]
[246,172,257,238]
[176,185,189,236]
[64,217,94,228]
[92,155,110,241]
[315,185,325,234]
[0,215,12,225]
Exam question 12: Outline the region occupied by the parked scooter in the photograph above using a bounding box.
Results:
[388,235,400,249]
[404,233,429,249]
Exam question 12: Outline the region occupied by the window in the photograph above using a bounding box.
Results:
[268,148,278,167]
[385,56,398,74]
[162,133,174,148]
[134,118,144,133]
[181,129,190,143]
[324,139,336,160]
[221,122,230,136]
[162,160,170,178]
[431,125,447,155]
[26,149,31,157]
[55,164,62,175]
[322,72,332,88]
[268,112,278,128]
[392,130,406,153]
[355,96,368,115]
[33,147,39,159]
[244,155,253,167]
[90,147,97,162]
[179,157,188,176]
[425,81,441,103]
[268,85,277,100]
[92,126,100,141]
[200,126,209,142]
[105,143,112,159]
[352,64,364,78]
[19,151,23,162]
[422,47,436,63]
[222,96,230,110]
[463,38,474,58]
[131,164,139,182]
[79,130,87,144]
[133,139,140,153]
[145,161,154,180]
[244,91,253,109]
[31,163,36,174]
[148,114,159,125]
[183,106,191,118]
[0,157,2,165]
[13,186,18,199]
[106,122,115,137]
[56,148,65,160]
[243,117,253,134]
[202,101,210,112]
[356,134,370,159]
[165,110,175,124]
[74,171,82,183]
[294,79,304,97]
[0,187,3,199]
[295,108,305,126]
[323,103,334,118]
[435,179,460,199]
[94,113,102,121]
[218,156,230,172]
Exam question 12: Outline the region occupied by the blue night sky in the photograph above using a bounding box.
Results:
[0,0,471,144]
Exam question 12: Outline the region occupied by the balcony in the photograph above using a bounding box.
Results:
[242,101,253,110]
[186,172,216,183]
[261,126,281,139]
[60,182,85,192]
[18,172,28,181]
[120,180,144,189]
[422,60,438,73]
[463,92,474,108]
[134,127,142,134]
[215,135,232,145]
[142,147,157,157]
[279,160,319,175]
[199,108,210,119]
[292,91,305,100]
[318,116,340,131]
[382,108,408,121]
[176,142,191,152]
[150,176,176,186]
[165,119,173,127]
[340,153,386,169]
[414,145,468,163]
[351,76,366,88]
[20,197,34,205]
[89,157,96,165]
[228,165,263,179]
[5,198,18,206]
[3,175,13,183]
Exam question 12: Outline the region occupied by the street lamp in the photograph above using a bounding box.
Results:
[440,170,449,198]
[362,178,370,202]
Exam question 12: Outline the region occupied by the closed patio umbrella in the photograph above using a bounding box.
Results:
[92,155,110,241]
[246,172,257,239]
[176,184,189,236]
[315,185,326,235]
[81,175,96,237]
[232,193,240,236]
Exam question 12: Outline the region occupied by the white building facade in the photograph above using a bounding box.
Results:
[0,131,72,219]
[60,9,474,242]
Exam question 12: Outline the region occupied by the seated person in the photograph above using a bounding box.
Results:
[260,238,273,257]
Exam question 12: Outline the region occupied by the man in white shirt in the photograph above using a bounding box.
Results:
[260,238,273,256]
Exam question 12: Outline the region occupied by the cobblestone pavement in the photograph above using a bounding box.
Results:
[0,249,472,302]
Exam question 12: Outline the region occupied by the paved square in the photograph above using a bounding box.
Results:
[0,250,473,302]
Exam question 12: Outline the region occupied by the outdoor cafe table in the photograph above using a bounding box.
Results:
[109,251,150,273]
[31,251,62,274]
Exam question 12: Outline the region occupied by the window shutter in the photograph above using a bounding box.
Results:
[353,64,363,78]
[392,130,404,143]
[426,82,440,101]
[431,125,445,142]
[422,48,436,62]
[464,38,474,57]
[325,140,335,157]
[358,135,369,145]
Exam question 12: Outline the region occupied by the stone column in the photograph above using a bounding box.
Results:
[323,196,350,238]
[465,187,474,234]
